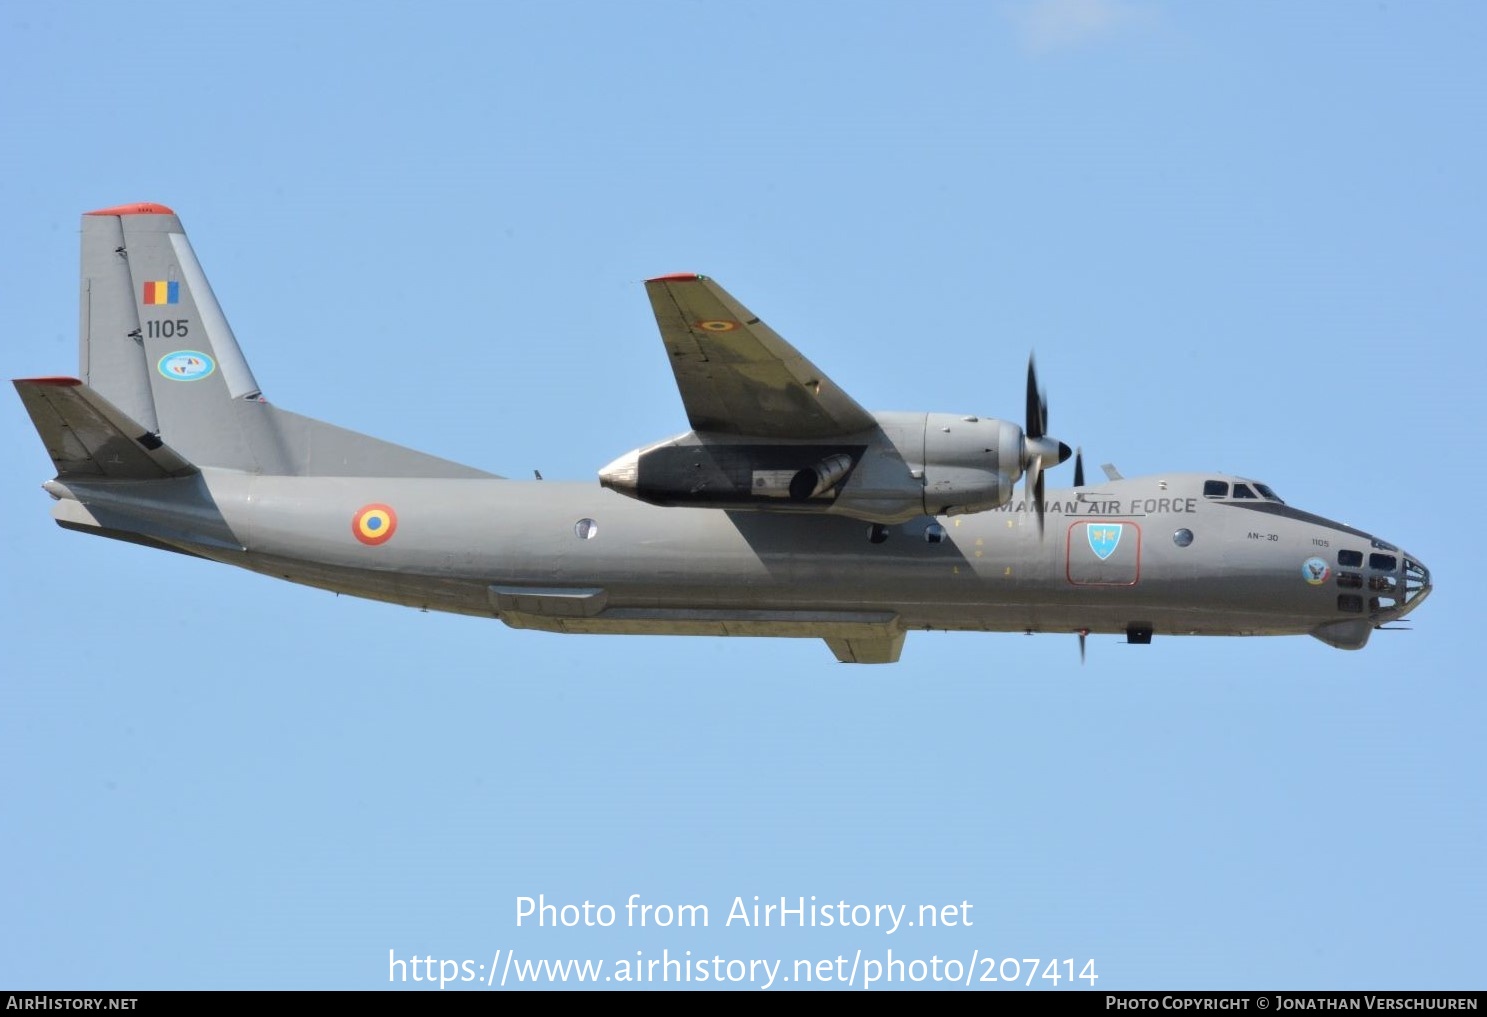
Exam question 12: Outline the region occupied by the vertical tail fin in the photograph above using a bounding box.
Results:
[82,202,263,469]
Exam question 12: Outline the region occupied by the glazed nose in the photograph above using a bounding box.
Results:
[1400,553,1431,611]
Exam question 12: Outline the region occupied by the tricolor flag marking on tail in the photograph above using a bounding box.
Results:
[143,280,180,305]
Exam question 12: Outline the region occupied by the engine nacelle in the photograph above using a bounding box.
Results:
[598,436,872,512]
[918,413,1024,516]
[598,413,1029,524]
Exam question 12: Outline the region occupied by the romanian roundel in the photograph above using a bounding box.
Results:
[352,504,398,545]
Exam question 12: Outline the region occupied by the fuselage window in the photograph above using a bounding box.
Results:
[1232,483,1257,499]
[868,523,890,544]
[1173,528,1194,547]
[574,518,598,540]
[1369,553,1397,572]
[1368,574,1397,592]
[924,523,947,544]
[1336,572,1363,589]
[1203,480,1228,499]
[1337,594,1363,614]
[1338,549,1364,567]
[1254,483,1284,503]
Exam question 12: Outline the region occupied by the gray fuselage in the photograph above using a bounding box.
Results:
[48,468,1430,653]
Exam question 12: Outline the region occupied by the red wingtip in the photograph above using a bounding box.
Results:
[84,202,175,217]
[646,272,707,283]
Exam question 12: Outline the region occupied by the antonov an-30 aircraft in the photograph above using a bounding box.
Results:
[15,203,1431,663]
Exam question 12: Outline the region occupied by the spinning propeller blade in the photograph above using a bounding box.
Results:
[1022,355,1072,537]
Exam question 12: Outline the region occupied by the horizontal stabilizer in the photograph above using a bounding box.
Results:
[13,377,196,479]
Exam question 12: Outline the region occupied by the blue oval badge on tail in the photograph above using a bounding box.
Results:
[158,351,216,381]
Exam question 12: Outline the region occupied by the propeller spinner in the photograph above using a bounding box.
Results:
[1021,355,1072,535]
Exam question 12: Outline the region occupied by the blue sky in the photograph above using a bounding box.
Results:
[2,0,1483,991]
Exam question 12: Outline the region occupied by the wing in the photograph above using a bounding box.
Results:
[644,274,877,439]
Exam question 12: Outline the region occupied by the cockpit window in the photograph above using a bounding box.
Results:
[1253,483,1284,504]
[1203,480,1228,499]
[1232,483,1257,499]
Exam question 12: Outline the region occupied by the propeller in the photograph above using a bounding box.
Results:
[1021,355,1073,536]
[1073,447,1085,489]
[1077,628,1089,664]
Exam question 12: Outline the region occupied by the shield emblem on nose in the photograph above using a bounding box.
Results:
[1088,524,1123,561]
